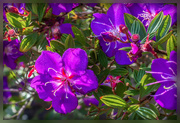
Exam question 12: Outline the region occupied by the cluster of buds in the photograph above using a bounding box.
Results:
[3,25,18,41]
[104,75,123,94]
[127,33,158,62]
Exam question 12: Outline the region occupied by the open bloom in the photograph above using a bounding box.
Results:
[126,3,177,27]
[146,51,177,110]
[91,3,133,65]
[3,39,23,69]
[31,48,98,114]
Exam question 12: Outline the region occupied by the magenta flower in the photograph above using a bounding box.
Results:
[31,48,98,114]
[104,75,123,94]
[91,3,133,65]
[146,51,177,110]
[126,3,177,27]
[3,39,23,70]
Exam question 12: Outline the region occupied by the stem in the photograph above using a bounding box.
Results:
[121,111,128,120]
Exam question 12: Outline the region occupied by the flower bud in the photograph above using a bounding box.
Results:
[100,32,120,42]
[8,29,15,36]
[119,24,128,34]
[131,34,140,42]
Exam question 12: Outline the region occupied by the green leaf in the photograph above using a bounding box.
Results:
[166,34,177,59]
[44,8,52,18]
[6,12,27,29]
[100,95,127,108]
[46,46,54,52]
[90,49,97,63]
[32,3,38,14]
[93,88,104,101]
[136,107,157,120]
[118,47,131,52]
[26,12,32,27]
[99,85,113,95]
[124,90,140,96]
[115,83,127,98]
[110,68,128,76]
[149,103,160,116]
[91,64,100,75]
[37,3,47,22]
[72,26,86,46]
[35,33,48,52]
[50,40,65,55]
[156,15,172,41]
[153,30,173,47]
[97,69,110,84]
[141,32,156,43]
[128,97,139,104]
[21,26,34,35]
[127,104,140,113]
[147,11,164,35]
[20,33,38,52]
[65,34,75,49]
[131,20,140,35]
[140,74,160,98]
[133,64,146,84]
[124,13,146,40]
[98,49,108,68]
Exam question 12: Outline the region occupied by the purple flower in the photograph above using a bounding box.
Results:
[3,76,12,103]
[146,51,177,110]
[126,3,177,27]
[49,3,74,15]
[3,39,23,70]
[31,48,98,114]
[83,95,99,107]
[46,4,75,39]
[91,3,133,65]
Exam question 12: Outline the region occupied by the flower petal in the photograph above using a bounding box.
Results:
[35,51,63,74]
[62,48,88,75]
[83,95,99,107]
[72,70,98,95]
[99,38,119,57]
[115,43,134,65]
[151,58,174,80]
[115,50,133,65]
[91,13,112,35]
[145,3,163,14]
[107,3,130,27]
[49,3,73,15]
[52,87,78,114]
[126,3,145,20]
[3,55,17,70]
[160,4,177,25]
[170,50,177,63]
[31,75,52,101]
[60,23,74,37]
[154,83,177,110]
